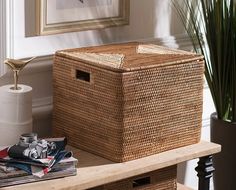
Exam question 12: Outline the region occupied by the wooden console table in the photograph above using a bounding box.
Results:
[1,141,221,190]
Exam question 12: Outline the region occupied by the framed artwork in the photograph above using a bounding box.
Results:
[34,0,130,35]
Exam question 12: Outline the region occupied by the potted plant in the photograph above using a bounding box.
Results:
[172,0,236,189]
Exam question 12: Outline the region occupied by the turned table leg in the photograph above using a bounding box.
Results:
[195,155,215,190]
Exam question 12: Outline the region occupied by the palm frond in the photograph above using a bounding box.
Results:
[172,0,236,122]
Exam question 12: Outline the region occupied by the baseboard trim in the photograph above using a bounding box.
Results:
[32,96,53,119]
[24,55,54,74]
[202,117,210,128]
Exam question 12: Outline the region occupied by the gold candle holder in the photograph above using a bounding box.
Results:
[4,57,36,90]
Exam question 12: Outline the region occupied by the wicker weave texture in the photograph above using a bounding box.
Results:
[53,43,204,162]
[89,165,177,190]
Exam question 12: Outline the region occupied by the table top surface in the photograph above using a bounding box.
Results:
[1,141,221,190]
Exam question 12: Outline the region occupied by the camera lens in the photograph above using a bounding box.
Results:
[19,133,37,145]
[29,149,38,159]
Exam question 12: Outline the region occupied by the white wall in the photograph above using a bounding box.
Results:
[1,0,186,135]
[12,0,184,59]
[0,0,214,189]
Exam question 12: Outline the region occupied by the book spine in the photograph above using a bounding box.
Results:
[0,168,77,187]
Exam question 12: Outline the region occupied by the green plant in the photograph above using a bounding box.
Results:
[172,0,236,122]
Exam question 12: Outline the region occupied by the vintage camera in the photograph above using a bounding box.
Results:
[8,133,56,160]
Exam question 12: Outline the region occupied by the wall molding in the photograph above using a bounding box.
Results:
[32,96,53,120]
[0,0,14,76]
[27,56,53,119]
[140,33,193,50]
[22,55,53,75]
[2,55,53,79]
[6,0,15,59]
[20,33,193,77]
[202,117,210,128]
[0,0,7,76]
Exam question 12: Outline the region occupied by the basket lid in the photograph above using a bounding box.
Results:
[56,42,204,72]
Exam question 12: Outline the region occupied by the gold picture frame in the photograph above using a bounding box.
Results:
[34,0,130,36]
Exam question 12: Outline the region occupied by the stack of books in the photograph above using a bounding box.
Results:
[0,155,78,187]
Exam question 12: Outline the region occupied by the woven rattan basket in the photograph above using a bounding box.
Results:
[89,165,177,190]
[53,42,204,162]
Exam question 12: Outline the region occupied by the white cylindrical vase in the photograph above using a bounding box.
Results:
[0,84,32,146]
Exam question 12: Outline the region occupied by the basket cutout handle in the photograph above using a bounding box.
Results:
[76,69,90,83]
[132,176,151,188]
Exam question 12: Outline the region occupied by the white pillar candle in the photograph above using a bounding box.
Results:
[0,84,32,146]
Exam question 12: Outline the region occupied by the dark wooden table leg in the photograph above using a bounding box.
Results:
[195,155,215,190]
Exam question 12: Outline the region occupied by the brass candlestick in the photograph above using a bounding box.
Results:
[4,57,36,90]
